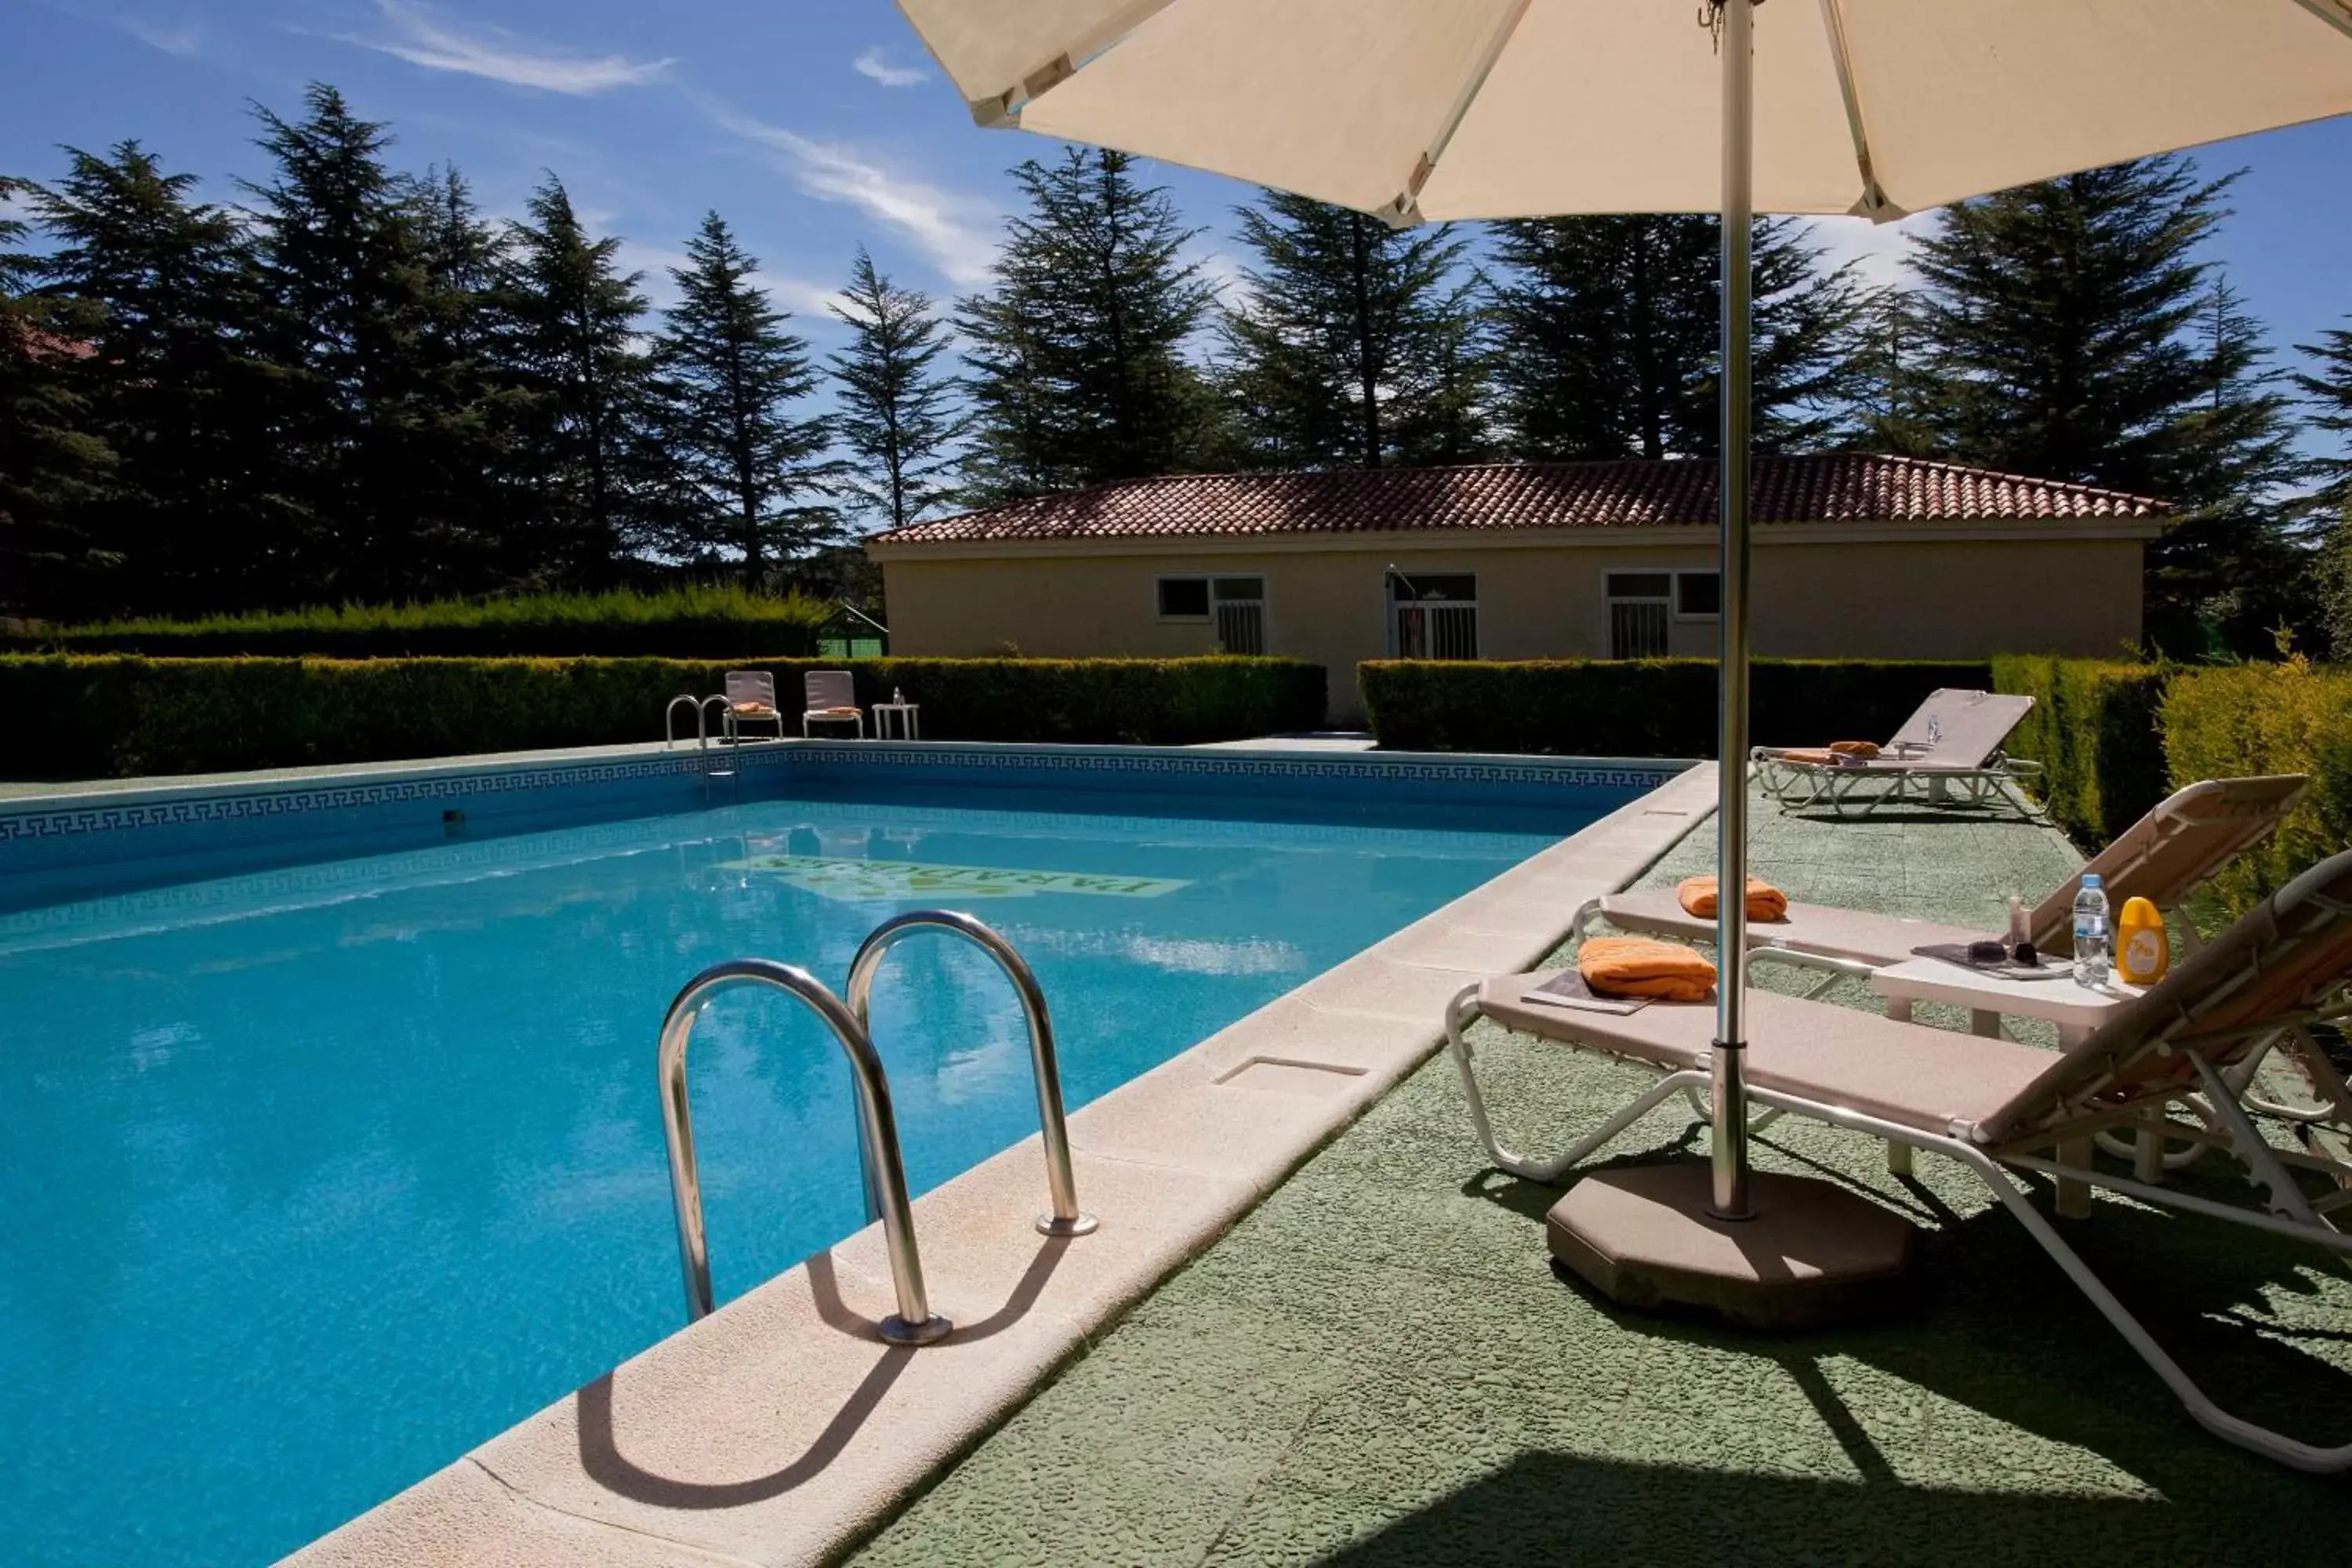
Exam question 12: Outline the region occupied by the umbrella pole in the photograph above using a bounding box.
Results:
[1709,0,1756,1222]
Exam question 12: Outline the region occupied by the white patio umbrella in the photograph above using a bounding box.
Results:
[896,0,2352,1225]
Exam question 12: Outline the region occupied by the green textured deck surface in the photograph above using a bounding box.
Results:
[850,787,2352,1567]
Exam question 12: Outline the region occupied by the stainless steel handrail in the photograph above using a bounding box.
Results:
[700,694,735,753]
[664,694,706,751]
[657,958,951,1345]
[846,911,1098,1238]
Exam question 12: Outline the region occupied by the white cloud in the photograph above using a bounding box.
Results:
[118,16,202,56]
[347,2,673,95]
[612,241,688,308]
[1185,239,1247,307]
[852,45,928,89]
[615,241,848,328]
[1795,211,1936,290]
[707,107,1000,289]
[757,270,852,322]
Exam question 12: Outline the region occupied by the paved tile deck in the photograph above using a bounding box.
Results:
[849,786,2352,1567]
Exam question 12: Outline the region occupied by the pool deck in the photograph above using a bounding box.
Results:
[288,761,1716,1567]
[846,783,2352,1567]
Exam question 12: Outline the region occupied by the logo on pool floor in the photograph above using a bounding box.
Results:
[724,855,1191,902]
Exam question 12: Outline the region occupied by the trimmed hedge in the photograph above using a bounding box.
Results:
[1359,658,1993,757]
[2158,659,2352,917]
[0,586,837,659]
[1989,655,2174,846]
[0,655,1327,782]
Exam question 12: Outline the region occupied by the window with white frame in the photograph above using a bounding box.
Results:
[1158,575,1267,654]
[1605,572,1671,659]
[1388,572,1479,659]
[1675,570,1721,620]
[1606,570,1719,658]
[1156,576,1211,619]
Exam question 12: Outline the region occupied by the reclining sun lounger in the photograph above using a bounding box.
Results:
[1446,848,2352,1472]
[1754,688,2039,818]
[1594,775,2309,983]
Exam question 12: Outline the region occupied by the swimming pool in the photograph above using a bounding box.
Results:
[0,746,1661,1566]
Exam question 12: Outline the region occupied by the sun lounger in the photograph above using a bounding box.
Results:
[1593,776,2309,986]
[1446,848,2352,1472]
[1755,688,2039,817]
[721,670,786,742]
[800,669,866,738]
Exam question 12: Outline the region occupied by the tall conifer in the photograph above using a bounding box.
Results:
[958,148,1221,501]
[828,248,963,532]
[0,175,114,615]
[1486,215,1859,462]
[2296,318,2352,524]
[648,212,835,582]
[503,176,655,581]
[1902,158,2310,652]
[1218,191,1487,469]
[245,84,452,598]
[31,144,277,609]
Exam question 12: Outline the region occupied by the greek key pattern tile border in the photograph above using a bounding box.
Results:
[792,745,1683,793]
[0,744,1684,850]
[0,749,793,844]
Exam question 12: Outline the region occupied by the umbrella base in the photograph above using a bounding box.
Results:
[1548,1163,1917,1332]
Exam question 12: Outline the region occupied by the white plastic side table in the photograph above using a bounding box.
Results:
[1870,956,2145,1215]
[873,702,920,740]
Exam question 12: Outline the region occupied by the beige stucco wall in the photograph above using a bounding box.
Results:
[876,532,2147,724]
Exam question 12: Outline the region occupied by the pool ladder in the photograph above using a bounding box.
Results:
[664,693,740,803]
[655,910,1094,1345]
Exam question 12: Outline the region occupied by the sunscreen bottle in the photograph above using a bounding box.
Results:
[2115,896,2169,985]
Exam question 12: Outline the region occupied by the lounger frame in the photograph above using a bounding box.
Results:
[1444,983,2352,1473]
[1754,750,2045,818]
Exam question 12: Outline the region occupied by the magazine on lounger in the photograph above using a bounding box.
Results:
[1523,970,1652,1015]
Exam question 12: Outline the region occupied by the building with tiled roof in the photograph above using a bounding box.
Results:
[866,455,2169,721]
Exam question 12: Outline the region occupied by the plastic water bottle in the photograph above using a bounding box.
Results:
[2072,874,2111,987]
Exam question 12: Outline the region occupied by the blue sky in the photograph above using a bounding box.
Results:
[5,0,2350,437]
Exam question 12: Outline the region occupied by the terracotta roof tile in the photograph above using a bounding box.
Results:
[873,455,2169,547]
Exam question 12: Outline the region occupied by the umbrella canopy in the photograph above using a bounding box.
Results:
[897,0,2352,1222]
[903,0,2352,223]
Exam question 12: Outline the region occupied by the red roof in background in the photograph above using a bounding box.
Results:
[873,454,2170,547]
[1,320,98,363]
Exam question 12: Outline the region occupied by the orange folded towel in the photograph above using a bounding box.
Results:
[1828,740,1881,758]
[733,701,778,716]
[1676,875,1790,922]
[1578,935,1717,1003]
[816,705,861,717]
[1775,748,1835,766]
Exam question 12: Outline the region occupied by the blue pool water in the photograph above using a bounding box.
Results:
[0,782,1595,1566]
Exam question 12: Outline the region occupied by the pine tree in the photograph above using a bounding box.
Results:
[1218,191,1487,469]
[503,176,655,582]
[828,248,963,532]
[394,164,527,591]
[1486,215,1858,462]
[0,175,115,616]
[647,212,834,583]
[244,83,452,600]
[958,148,1221,500]
[1902,158,2307,654]
[1842,287,1940,456]
[30,143,278,611]
[2150,276,2312,650]
[2296,318,2352,523]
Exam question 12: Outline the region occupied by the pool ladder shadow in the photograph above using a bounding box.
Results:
[655,909,1096,1346]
